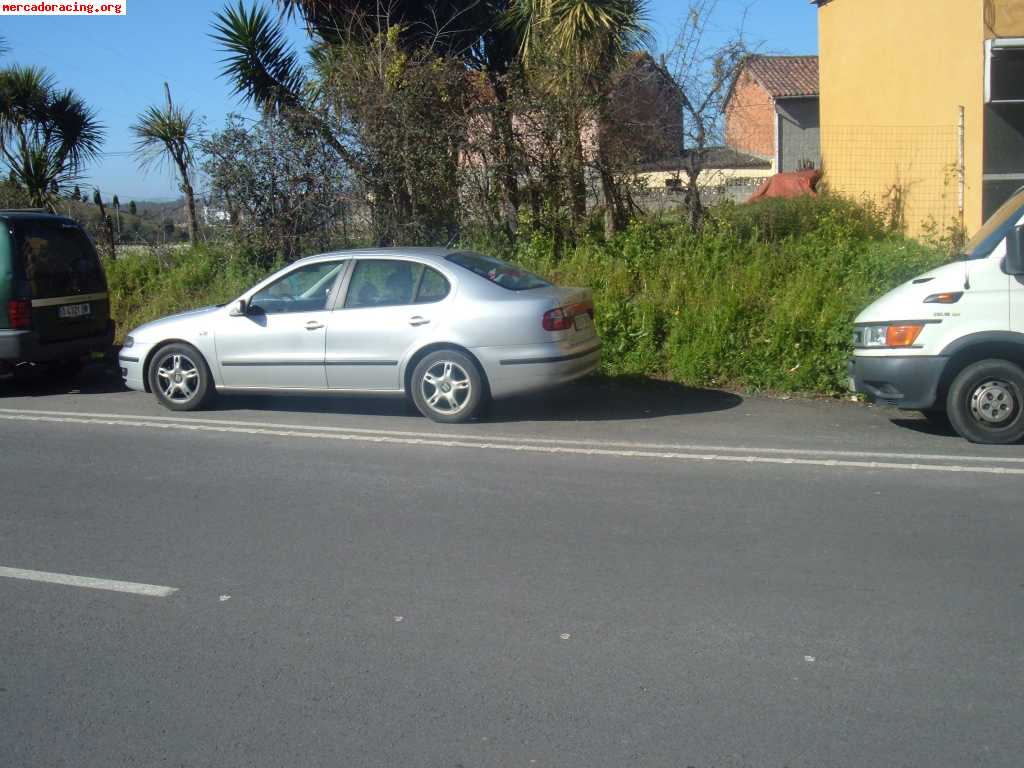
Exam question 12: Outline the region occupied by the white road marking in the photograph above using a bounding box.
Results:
[0,410,1022,476]
[0,566,178,597]
[2,407,1022,465]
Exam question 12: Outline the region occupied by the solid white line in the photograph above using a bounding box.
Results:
[0,411,1022,476]
[1,407,1022,465]
[0,566,178,597]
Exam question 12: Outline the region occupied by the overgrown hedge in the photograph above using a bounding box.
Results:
[504,196,949,395]
[104,196,949,396]
[104,245,270,343]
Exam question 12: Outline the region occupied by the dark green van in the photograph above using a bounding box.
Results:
[0,211,114,379]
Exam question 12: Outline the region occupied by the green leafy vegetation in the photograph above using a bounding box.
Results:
[103,244,272,343]
[487,196,949,395]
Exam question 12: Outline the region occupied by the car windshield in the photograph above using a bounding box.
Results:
[446,251,550,291]
[962,187,1024,259]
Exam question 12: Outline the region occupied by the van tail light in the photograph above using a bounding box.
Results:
[7,299,31,330]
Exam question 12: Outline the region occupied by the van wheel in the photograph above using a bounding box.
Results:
[410,350,486,424]
[946,359,1024,444]
[148,343,213,412]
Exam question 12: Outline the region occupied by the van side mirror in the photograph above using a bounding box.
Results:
[1006,226,1024,275]
[229,299,247,316]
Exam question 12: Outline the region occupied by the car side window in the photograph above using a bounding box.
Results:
[345,260,425,308]
[250,261,343,315]
[415,267,450,304]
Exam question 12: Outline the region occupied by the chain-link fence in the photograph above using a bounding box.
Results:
[820,125,963,238]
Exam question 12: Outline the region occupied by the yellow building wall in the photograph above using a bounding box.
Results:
[819,0,985,236]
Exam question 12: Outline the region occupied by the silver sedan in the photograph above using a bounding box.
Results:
[118,248,601,423]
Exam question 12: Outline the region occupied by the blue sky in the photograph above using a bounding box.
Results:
[1,0,817,201]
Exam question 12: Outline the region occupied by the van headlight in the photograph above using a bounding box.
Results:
[854,323,924,348]
[122,335,134,348]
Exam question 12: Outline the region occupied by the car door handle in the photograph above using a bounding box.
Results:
[409,316,430,326]
[305,321,325,330]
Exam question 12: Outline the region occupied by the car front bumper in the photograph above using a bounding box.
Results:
[0,322,114,364]
[118,341,152,392]
[848,354,947,410]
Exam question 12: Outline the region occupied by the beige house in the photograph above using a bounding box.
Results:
[816,0,1024,236]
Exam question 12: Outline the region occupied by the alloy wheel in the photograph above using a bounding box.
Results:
[156,352,201,404]
[420,360,472,416]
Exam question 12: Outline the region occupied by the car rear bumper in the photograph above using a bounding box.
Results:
[0,322,114,363]
[475,341,601,398]
[848,354,946,410]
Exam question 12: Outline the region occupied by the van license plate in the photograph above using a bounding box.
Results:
[574,313,592,331]
[58,303,91,319]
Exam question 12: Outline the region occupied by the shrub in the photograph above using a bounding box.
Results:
[104,243,272,342]
[509,196,948,395]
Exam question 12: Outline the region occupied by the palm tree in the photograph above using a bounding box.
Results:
[0,65,104,210]
[131,85,201,245]
[508,0,650,236]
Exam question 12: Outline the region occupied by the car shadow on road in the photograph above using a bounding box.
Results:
[889,416,962,440]
[3,364,742,424]
[209,375,743,423]
[1,360,125,398]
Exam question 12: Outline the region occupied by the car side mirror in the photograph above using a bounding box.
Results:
[1005,226,1024,275]
[229,299,247,317]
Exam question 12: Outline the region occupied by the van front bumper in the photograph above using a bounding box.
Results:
[0,322,115,363]
[848,354,946,410]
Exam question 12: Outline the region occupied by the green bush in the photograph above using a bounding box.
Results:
[104,243,272,342]
[508,196,948,395]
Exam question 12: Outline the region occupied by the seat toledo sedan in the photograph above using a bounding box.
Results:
[119,249,601,423]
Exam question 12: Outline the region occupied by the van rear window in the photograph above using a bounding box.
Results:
[11,220,106,299]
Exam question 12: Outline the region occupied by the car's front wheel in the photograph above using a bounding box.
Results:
[410,350,486,424]
[946,359,1024,444]
[148,343,213,412]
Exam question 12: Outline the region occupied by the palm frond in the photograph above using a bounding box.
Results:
[131,102,200,177]
[211,1,306,114]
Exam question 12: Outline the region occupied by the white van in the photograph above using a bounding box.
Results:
[849,189,1024,444]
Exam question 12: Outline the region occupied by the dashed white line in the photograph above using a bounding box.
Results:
[0,410,1021,476]
[0,566,178,597]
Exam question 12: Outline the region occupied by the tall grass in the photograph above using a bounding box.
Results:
[505,196,949,394]
[104,244,271,342]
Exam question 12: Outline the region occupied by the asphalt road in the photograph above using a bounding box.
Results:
[1,364,1022,767]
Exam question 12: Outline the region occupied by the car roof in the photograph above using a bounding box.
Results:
[293,247,467,267]
[0,210,79,226]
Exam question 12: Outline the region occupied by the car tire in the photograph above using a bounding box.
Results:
[147,342,214,412]
[946,359,1024,444]
[410,349,486,424]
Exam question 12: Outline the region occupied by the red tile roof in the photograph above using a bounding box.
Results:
[745,55,819,98]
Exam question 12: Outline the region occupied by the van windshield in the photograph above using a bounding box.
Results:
[11,220,106,299]
[962,188,1024,259]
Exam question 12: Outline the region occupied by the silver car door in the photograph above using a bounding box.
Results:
[216,260,347,390]
[325,259,452,391]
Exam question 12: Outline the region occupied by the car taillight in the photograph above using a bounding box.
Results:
[543,301,595,331]
[543,307,573,331]
[7,299,31,330]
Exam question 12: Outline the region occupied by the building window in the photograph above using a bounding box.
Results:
[987,40,1024,103]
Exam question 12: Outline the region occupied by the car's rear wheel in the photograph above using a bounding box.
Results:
[946,359,1024,444]
[148,343,213,412]
[410,350,485,424]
